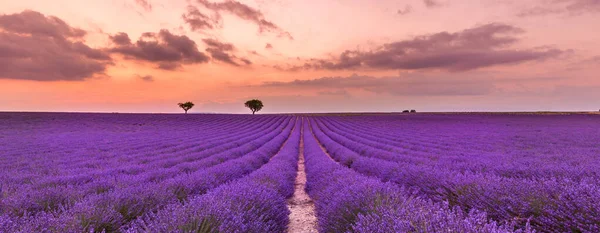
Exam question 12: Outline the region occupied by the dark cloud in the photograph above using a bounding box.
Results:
[0,10,112,81]
[265,43,273,49]
[109,32,131,45]
[196,0,293,39]
[136,74,154,82]
[240,58,252,65]
[182,5,220,31]
[260,73,494,96]
[141,32,155,38]
[109,29,209,70]
[249,50,262,56]
[134,0,153,12]
[202,38,251,66]
[157,62,181,70]
[397,5,413,15]
[423,0,443,8]
[202,38,234,51]
[565,0,600,13]
[0,10,86,39]
[276,23,565,72]
[518,0,600,17]
[205,47,240,66]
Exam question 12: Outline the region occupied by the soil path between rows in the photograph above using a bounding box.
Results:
[287,118,318,233]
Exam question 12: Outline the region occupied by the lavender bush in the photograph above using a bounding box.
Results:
[302,119,524,233]
[1,112,598,232]
[310,114,600,232]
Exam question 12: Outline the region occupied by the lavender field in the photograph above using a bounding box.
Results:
[1,112,599,233]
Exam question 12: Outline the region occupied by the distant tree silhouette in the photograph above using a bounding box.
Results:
[410,110,416,113]
[244,99,263,115]
[178,102,194,114]
[402,110,409,113]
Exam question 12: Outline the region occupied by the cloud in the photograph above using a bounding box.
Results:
[109,32,132,45]
[248,50,263,57]
[109,29,210,70]
[136,74,154,81]
[516,7,564,17]
[397,5,413,15]
[205,48,240,66]
[195,0,293,39]
[575,55,600,66]
[517,0,600,17]
[0,10,112,81]
[565,0,600,13]
[265,43,273,49]
[202,38,251,66]
[318,89,350,96]
[566,55,600,70]
[182,5,221,31]
[276,23,565,72]
[240,58,252,65]
[587,56,600,63]
[202,38,234,51]
[259,73,495,96]
[157,62,181,70]
[0,10,87,39]
[134,0,153,12]
[423,0,443,8]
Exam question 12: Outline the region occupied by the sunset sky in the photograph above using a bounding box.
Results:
[1,0,599,113]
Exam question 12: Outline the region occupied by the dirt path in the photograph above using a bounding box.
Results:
[287,118,318,233]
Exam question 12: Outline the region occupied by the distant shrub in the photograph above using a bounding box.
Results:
[402,110,409,113]
[410,110,416,113]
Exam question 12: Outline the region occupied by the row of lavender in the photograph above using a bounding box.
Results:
[90,117,528,232]
[301,119,523,232]
[124,116,303,232]
[310,114,600,232]
[1,113,295,232]
[2,113,598,232]
[122,117,538,233]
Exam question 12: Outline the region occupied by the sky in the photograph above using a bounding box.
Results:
[0,0,599,113]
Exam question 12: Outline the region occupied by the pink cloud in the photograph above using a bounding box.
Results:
[134,0,152,12]
[202,38,252,66]
[195,0,293,39]
[276,23,566,72]
[397,5,413,15]
[260,73,495,96]
[518,0,600,17]
[423,0,443,8]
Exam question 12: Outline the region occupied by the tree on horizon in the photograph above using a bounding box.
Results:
[244,99,263,115]
[178,102,194,114]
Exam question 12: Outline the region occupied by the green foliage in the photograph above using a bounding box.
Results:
[178,101,195,114]
[244,99,264,115]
